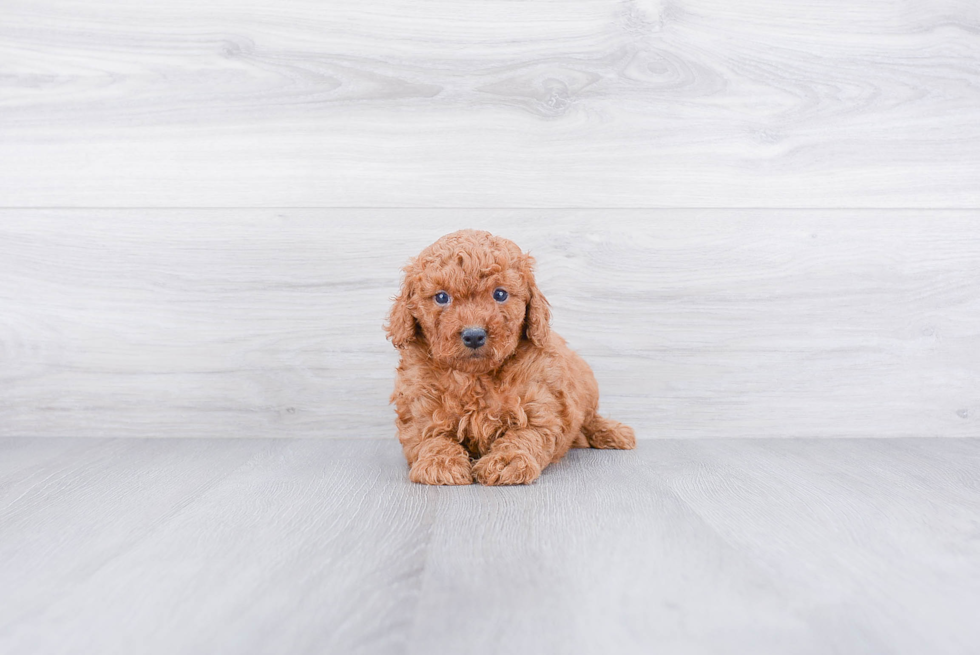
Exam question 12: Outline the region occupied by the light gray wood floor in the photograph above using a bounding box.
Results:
[2,437,978,655]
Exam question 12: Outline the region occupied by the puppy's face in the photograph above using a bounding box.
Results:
[386,230,550,374]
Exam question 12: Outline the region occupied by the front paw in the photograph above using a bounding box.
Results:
[409,452,473,486]
[473,449,541,486]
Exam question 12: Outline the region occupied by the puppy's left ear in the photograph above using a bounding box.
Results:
[522,254,551,347]
[385,262,420,349]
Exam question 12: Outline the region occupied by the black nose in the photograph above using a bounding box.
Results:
[461,327,487,349]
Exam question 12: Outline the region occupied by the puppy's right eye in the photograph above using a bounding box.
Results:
[433,291,451,306]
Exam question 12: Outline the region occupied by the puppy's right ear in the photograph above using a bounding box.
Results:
[385,264,419,349]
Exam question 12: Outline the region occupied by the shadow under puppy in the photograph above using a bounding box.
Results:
[386,230,635,485]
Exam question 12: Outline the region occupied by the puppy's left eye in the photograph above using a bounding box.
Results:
[493,288,508,302]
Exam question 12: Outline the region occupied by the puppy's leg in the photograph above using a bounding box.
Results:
[473,429,556,486]
[582,414,636,450]
[405,431,473,486]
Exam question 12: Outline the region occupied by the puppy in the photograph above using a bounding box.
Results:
[385,230,635,485]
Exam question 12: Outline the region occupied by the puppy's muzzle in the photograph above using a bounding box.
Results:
[460,327,487,349]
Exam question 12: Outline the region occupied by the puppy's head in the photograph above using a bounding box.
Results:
[385,230,550,373]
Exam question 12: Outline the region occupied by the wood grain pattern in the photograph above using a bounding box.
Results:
[1,209,977,439]
[0,438,432,654]
[2,437,979,654]
[1,1,979,207]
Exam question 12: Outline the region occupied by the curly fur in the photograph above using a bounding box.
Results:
[385,230,635,485]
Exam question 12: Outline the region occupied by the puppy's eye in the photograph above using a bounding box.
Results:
[433,291,451,306]
[493,288,508,303]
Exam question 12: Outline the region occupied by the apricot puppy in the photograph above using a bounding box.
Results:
[385,230,635,485]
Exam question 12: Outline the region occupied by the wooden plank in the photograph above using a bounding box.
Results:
[1,209,977,438]
[1,1,978,207]
[410,438,980,654]
[1,438,978,654]
[0,438,431,655]
[0,437,104,482]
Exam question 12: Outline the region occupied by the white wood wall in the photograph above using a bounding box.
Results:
[1,1,978,438]
[2,210,976,438]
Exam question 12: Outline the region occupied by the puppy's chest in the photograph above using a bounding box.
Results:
[437,377,525,455]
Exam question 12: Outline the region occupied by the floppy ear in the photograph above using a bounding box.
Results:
[522,255,551,347]
[385,264,419,349]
